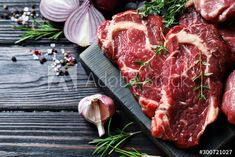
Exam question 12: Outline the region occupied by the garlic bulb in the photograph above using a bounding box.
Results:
[78,94,116,137]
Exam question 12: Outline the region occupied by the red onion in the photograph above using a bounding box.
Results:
[64,0,105,47]
[40,0,80,22]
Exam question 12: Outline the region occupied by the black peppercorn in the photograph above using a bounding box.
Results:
[64,71,69,76]
[11,56,17,62]
[40,57,47,64]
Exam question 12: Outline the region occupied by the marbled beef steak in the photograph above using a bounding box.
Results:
[222,70,235,124]
[193,0,235,22]
[97,10,166,118]
[97,10,229,148]
[152,23,228,148]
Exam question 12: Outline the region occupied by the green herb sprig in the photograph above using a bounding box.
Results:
[89,120,141,157]
[138,0,187,28]
[90,119,159,157]
[14,22,63,44]
[125,45,167,88]
[192,51,212,100]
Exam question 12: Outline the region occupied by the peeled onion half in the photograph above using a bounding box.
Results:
[40,0,80,22]
[64,0,105,47]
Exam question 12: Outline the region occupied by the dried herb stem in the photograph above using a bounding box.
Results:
[193,51,212,100]
[89,120,141,157]
[14,21,63,44]
[125,45,167,88]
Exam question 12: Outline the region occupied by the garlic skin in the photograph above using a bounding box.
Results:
[78,94,115,137]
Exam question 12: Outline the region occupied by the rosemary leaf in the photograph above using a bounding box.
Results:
[192,75,200,82]
[89,120,141,157]
[14,22,63,44]
[134,61,146,66]
[202,62,210,66]
[198,92,206,100]
[193,85,201,91]
[204,73,213,77]
[138,0,187,28]
[126,44,166,89]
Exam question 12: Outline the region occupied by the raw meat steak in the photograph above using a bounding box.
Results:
[218,22,235,64]
[179,7,207,26]
[151,23,229,147]
[97,10,166,118]
[180,7,235,65]
[222,70,235,124]
[193,0,235,22]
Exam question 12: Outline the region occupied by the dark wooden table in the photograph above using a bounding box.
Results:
[0,0,234,157]
[0,0,165,156]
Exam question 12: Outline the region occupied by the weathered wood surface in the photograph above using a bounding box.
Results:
[0,0,69,45]
[0,45,102,111]
[0,112,163,157]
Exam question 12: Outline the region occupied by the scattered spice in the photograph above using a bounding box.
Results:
[32,50,43,60]
[64,70,69,76]
[11,56,17,62]
[31,44,77,76]
[1,5,38,26]
[0,4,63,44]
[39,57,47,64]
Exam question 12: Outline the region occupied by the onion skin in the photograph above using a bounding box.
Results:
[64,0,105,47]
[40,0,80,22]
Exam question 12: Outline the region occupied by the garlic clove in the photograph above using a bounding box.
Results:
[78,94,115,137]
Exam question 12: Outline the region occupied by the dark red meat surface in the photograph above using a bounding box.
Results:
[222,70,235,124]
[218,22,235,63]
[152,23,228,147]
[97,10,229,148]
[97,10,166,118]
[193,0,235,22]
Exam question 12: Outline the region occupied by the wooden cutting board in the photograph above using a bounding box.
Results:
[80,43,235,157]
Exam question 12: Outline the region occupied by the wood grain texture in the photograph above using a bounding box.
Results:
[0,0,69,45]
[0,45,103,111]
[0,111,164,157]
[0,0,103,111]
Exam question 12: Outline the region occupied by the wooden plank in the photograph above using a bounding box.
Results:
[0,0,69,45]
[80,43,235,157]
[0,45,103,111]
[0,111,164,157]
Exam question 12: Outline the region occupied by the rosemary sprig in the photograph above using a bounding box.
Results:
[125,45,166,88]
[14,22,63,44]
[89,119,141,157]
[138,0,187,28]
[125,74,152,89]
[192,51,212,100]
